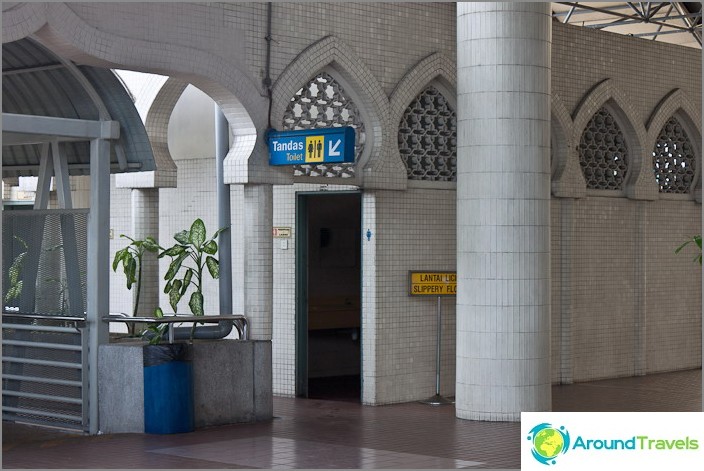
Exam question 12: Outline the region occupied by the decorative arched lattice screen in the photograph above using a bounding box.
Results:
[282,72,365,178]
[653,116,696,194]
[578,107,629,191]
[398,86,457,182]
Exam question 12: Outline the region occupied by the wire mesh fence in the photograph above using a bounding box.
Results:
[2,210,89,431]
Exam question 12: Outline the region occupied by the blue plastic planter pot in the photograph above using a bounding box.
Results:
[143,344,194,434]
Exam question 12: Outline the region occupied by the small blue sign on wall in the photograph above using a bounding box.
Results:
[268,126,356,166]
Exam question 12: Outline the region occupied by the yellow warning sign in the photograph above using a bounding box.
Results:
[409,271,456,296]
[305,135,324,163]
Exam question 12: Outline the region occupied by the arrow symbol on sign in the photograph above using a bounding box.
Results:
[328,139,341,157]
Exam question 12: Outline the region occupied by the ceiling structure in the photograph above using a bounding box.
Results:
[552,2,702,49]
[2,37,156,179]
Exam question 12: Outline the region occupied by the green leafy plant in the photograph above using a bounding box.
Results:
[143,306,169,345]
[157,218,227,340]
[4,235,28,304]
[675,235,702,265]
[112,235,160,317]
[41,242,70,315]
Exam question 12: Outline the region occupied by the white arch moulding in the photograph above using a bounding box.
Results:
[271,35,391,189]
[646,88,703,202]
[114,77,185,189]
[389,52,457,190]
[551,94,587,198]
[571,78,654,200]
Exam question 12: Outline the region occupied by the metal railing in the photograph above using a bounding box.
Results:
[102,314,249,343]
[2,311,248,432]
[2,312,88,431]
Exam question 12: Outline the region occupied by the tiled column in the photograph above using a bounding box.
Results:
[131,188,159,316]
[243,184,273,340]
[361,191,377,405]
[456,2,552,421]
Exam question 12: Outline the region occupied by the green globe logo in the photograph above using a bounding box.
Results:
[527,423,571,465]
[535,429,564,458]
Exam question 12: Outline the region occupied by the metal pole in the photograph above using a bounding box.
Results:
[215,106,232,317]
[435,295,441,396]
[420,295,453,406]
[87,138,111,434]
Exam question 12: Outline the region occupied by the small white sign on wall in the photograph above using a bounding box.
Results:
[272,227,291,238]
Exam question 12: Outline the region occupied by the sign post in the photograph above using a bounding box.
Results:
[268,126,355,166]
[409,271,456,406]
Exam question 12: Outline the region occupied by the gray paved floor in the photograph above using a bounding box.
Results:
[2,369,701,469]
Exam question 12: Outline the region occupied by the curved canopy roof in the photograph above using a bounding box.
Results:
[2,37,155,178]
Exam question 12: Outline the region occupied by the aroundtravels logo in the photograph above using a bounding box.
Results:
[526,423,571,465]
[525,420,700,467]
[522,412,704,470]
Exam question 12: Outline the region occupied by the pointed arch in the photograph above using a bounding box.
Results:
[20,2,287,185]
[271,35,390,188]
[390,53,457,126]
[390,52,456,187]
[551,94,585,198]
[646,89,702,200]
[572,79,654,199]
[115,78,185,189]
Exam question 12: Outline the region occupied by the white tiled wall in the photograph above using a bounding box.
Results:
[552,22,701,131]
[644,200,702,373]
[109,177,132,318]
[551,197,702,383]
[550,21,702,384]
[73,2,702,406]
[370,188,457,404]
[109,157,221,321]
[158,159,220,315]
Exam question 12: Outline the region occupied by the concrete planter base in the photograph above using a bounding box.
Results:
[98,339,272,434]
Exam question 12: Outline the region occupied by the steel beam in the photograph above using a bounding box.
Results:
[559,2,692,31]
[3,113,119,140]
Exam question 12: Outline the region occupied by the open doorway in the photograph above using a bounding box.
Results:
[296,192,362,401]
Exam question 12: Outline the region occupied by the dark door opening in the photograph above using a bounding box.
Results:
[296,192,361,402]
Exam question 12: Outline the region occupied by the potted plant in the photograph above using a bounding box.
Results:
[155,217,226,339]
[136,218,225,434]
[112,218,225,342]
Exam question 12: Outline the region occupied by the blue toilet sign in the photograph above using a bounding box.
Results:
[268,126,355,166]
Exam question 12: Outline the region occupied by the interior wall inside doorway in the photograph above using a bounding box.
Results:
[306,193,361,379]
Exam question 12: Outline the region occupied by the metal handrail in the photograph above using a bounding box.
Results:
[2,312,87,324]
[102,314,248,342]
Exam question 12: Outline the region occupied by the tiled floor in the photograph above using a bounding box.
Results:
[150,437,483,469]
[2,369,701,469]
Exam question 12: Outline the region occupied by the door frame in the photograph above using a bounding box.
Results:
[294,190,362,398]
